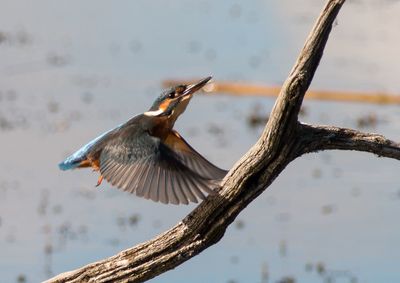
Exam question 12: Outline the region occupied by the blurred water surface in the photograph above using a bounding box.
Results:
[0,1,400,282]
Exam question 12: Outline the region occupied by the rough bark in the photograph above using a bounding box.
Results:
[45,0,399,282]
[298,123,400,159]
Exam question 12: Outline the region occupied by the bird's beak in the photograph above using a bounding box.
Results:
[182,76,212,97]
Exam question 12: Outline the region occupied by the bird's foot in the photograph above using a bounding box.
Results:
[96,175,104,187]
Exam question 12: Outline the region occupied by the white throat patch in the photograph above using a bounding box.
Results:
[144,109,164,117]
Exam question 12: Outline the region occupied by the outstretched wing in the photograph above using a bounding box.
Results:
[99,126,219,205]
[164,130,228,180]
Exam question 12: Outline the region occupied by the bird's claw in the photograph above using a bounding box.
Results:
[96,175,104,187]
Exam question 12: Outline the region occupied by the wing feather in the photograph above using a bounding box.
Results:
[98,125,219,204]
[164,130,227,180]
[115,165,132,188]
[158,169,168,204]
[125,164,142,194]
[176,173,197,203]
[172,170,188,205]
[107,163,124,186]
[120,165,134,189]
[142,163,158,201]
[165,170,179,205]
[147,165,161,202]
[136,164,152,198]
[184,174,206,201]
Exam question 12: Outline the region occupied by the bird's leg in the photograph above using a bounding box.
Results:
[89,159,103,187]
[96,175,104,187]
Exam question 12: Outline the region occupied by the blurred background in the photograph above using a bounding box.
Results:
[1,1,400,282]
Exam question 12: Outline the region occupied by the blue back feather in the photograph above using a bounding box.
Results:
[58,127,117,171]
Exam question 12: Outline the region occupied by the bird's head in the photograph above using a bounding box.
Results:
[144,76,212,122]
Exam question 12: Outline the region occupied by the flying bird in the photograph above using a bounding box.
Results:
[59,76,227,205]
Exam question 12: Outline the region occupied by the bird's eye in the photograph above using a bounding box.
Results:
[168,92,175,99]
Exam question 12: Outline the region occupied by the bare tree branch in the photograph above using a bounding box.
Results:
[45,1,363,282]
[298,123,400,159]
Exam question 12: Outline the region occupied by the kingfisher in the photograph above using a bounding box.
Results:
[59,76,227,205]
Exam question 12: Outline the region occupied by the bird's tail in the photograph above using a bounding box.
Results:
[58,157,83,171]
